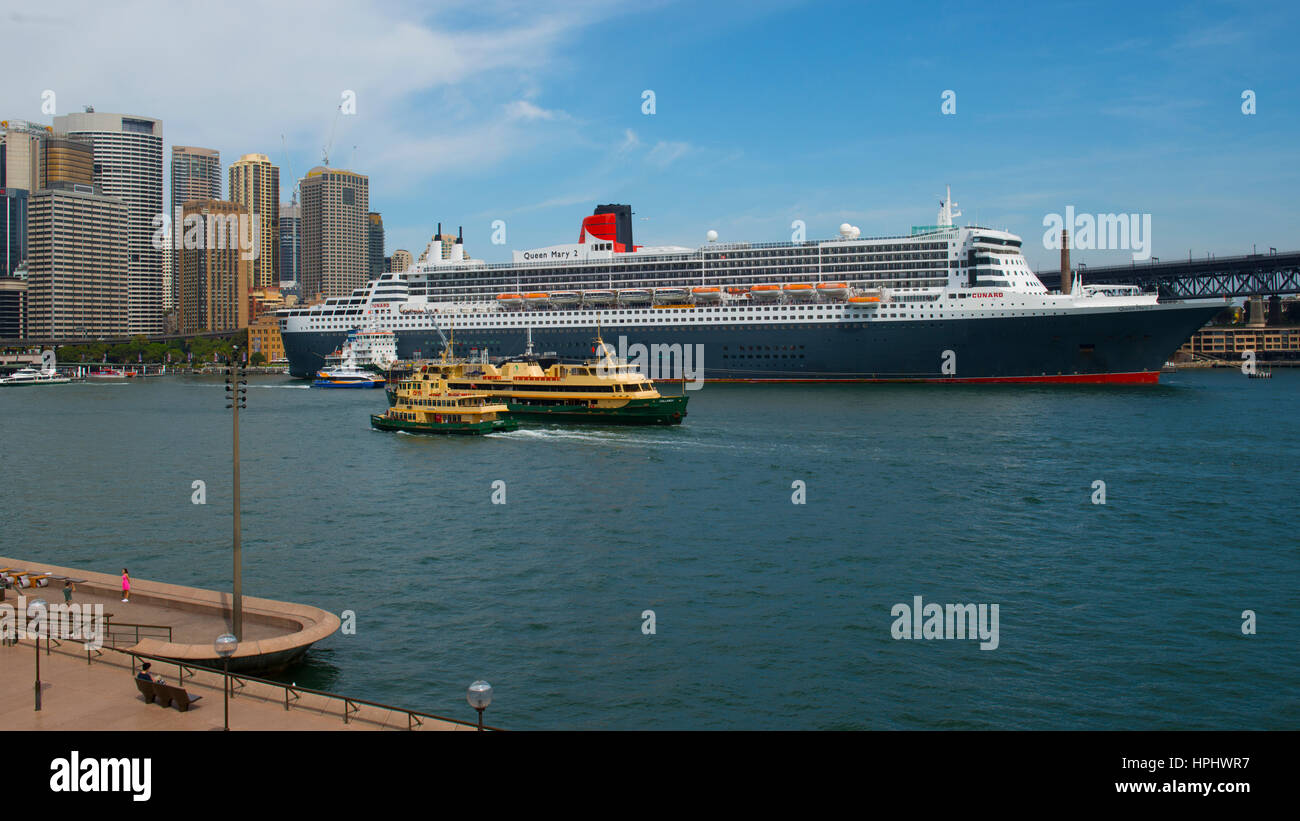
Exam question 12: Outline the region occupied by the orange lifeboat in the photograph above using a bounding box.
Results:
[750,284,781,301]
[783,283,815,300]
[691,286,722,302]
[848,295,882,303]
[816,282,851,299]
[497,293,524,307]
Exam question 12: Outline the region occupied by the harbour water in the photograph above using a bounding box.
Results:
[2,372,1296,729]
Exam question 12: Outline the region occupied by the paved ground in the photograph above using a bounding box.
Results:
[0,582,283,645]
[0,638,475,731]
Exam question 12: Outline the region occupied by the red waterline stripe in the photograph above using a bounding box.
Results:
[663,372,1162,385]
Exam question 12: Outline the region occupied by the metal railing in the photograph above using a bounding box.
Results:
[116,647,501,731]
[103,622,173,648]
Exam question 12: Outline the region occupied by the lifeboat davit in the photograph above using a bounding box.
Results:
[618,288,652,304]
[783,283,815,300]
[750,284,781,301]
[582,289,616,305]
[653,287,689,304]
[817,282,851,299]
[497,293,524,307]
[691,286,722,302]
[549,291,580,307]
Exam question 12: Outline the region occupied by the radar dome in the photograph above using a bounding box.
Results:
[706,230,718,242]
[839,223,852,237]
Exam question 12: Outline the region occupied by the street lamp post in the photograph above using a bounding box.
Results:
[30,598,47,711]
[215,633,238,731]
[467,680,493,731]
[224,350,247,640]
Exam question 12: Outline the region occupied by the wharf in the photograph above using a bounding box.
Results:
[0,556,337,673]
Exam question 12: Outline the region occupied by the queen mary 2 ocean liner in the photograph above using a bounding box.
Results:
[279,192,1223,383]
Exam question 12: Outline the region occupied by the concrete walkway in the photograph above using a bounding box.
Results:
[1,639,475,731]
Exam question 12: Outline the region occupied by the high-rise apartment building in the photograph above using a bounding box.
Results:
[228,153,279,289]
[169,146,221,314]
[389,248,412,273]
[278,202,301,285]
[25,182,128,338]
[171,146,221,209]
[299,167,368,300]
[53,111,164,335]
[176,200,251,334]
[367,212,384,280]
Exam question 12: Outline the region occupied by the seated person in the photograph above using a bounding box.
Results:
[135,662,166,686]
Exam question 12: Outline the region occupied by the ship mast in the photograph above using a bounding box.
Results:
[937,185,961,227]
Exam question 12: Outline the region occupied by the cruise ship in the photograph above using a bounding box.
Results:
[279,193,1224,383]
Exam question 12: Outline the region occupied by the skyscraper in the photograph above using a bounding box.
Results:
[367,211,384,280]
[177,200,251,334]
[1,188,27,278]
[278,202,301,285]
[228,153,279,289]
[169,146,221,316]
[42,137,94,187]
[0,120,46,191]
[299,167,368,301]
[0,276,25,339]
[26,182,128,338]
[53,111,164,335]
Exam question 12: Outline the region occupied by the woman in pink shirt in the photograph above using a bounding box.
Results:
[121,568,130,602]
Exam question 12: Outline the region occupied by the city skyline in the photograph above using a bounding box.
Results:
[1,0,1296,273]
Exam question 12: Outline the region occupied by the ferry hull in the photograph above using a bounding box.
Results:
[505,397,687,425]
[285,301,1221,383]
[370,414,517,435]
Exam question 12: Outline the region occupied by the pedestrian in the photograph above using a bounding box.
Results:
[121,568,130,603]
[63,580,74,603]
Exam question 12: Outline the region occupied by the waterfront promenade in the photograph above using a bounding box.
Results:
[1,638,476,730]
[0,556,338,672]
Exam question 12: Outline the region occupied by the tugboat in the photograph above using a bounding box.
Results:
[387,328,688,425]
[372,371,517,435]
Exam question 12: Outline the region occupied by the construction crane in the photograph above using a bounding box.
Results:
[321,101,343,167]
[281,134,299,205]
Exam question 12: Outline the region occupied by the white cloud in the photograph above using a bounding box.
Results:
[0,0,626,201]
[646,140,690,167]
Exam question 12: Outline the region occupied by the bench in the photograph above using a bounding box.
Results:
[152,682,203,712]
[134,677,158,703]
[133,676,202,711]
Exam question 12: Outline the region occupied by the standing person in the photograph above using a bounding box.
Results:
[121,569,130,603]
[62,580,75,603]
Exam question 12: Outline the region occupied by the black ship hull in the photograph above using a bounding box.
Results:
[283,300,1222,383]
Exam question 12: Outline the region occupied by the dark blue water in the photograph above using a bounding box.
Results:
[3,372,1296,729]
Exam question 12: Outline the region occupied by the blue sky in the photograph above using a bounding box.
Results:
[3,0,1297,271]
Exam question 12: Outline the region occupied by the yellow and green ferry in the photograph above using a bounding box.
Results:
[371,373,518,435]
[386,332,688,426]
